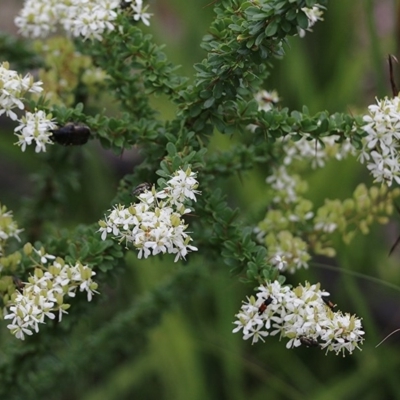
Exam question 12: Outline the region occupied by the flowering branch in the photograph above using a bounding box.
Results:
[0,0,398,383]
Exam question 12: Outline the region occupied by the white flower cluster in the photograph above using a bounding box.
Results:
[266,166,307,204]
[253,90,356,272]
[14,110,57,153]
[265,132,356,203]
[98,168,200,262]
[264,231,311,273]
[233,280,365,356]
[4,252,98,340]
[259,164,312,273]
[15,0,151,41]
[0,61,43,121]
[298,4,324,37]
[0,62,55,153]
[0,203,23,258]
[248,90,280,132]
[264,134,355,207]
[358,96,400,186]
[282,134,356,169]
[254,90,280,112]
[252,89,355,171]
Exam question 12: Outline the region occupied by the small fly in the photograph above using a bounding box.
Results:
[132,182,152,197]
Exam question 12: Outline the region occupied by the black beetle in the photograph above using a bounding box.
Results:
[299,336,320,348]
[50,123,91,146]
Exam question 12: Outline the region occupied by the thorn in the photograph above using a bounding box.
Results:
[203,0,219,8]
[388,54,398,97]
[389,202,400,256]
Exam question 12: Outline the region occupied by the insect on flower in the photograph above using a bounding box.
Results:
[322,297,336,310]
[132,182,152,197]
[258,296,273,315]
[50,122,91,146]
[12,275,25,291]
[299,336,320,348]
[120,0,129,9]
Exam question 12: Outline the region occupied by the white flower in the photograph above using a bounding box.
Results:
[33,247,56,264]
[126,0,152,26]
[302,5,324,26]
[298,4,324,37]
[270,254,287,270]
[6,320,34,340]
[14,110,56,152]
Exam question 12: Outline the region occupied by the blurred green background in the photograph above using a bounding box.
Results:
[2,1,400,399]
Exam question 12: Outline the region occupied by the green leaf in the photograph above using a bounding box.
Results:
[228,24,242,32]
[166,142,177,156]
[156,169,169,178]
[296,11,309,30]
[68,243,77,259]
[265,21,278,37]
[204,97,215,109]
[79,242,90,259]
